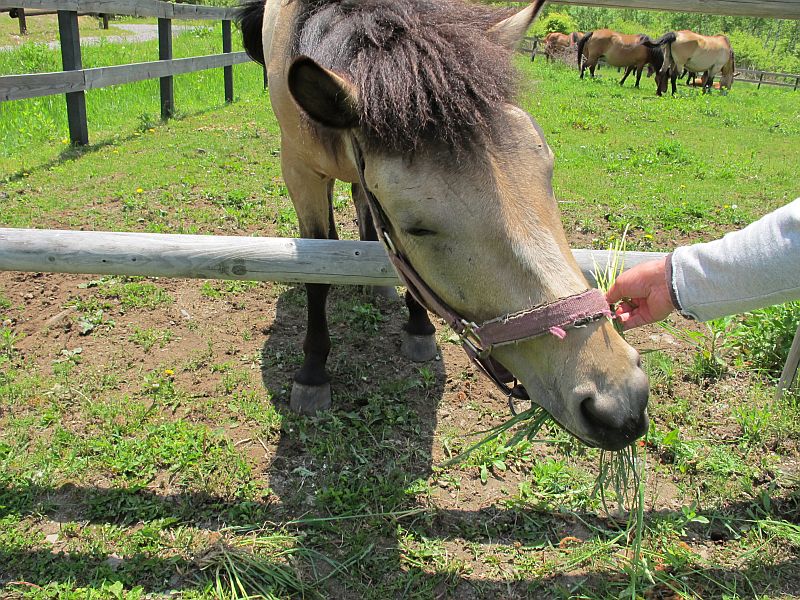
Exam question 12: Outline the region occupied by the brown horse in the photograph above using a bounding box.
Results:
[543,31,583,61]
[646,30,735,95]
[577,29,664,88]
[237,0,648,450]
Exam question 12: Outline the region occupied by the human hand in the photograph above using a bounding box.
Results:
[605,256,676,330]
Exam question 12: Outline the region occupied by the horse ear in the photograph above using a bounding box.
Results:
[288,56,359,129]
[487,0,546,50]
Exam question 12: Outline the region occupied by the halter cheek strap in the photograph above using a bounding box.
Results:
[349,137,612,399]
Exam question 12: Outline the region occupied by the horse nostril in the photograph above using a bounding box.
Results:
[580,395,624,431]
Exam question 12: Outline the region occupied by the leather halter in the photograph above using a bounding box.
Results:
[350,137,612,399]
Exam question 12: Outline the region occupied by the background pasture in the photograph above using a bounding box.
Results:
[1,27,800,600]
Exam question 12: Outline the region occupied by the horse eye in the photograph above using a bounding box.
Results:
[406,227,437,237]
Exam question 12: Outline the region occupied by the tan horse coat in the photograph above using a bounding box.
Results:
[578,29,661,87]
[663,30,735,90]
[238,0,649,449]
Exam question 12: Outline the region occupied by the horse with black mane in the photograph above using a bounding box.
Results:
[236,0,649,450]
[577,29,665,88]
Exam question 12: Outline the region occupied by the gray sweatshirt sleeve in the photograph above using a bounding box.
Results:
[669,198,800,322]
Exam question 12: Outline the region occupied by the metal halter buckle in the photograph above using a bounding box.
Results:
[459,320,489,358]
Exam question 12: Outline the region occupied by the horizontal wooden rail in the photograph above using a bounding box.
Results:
[551,0,799,18]
[2,0,798,19]
[738,68,800,78]
[736,78,798,88]
[0,0,238,19]
[0,229,666,286]
[0,52,250,102]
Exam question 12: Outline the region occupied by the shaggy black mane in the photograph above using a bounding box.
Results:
[294,0,518,153]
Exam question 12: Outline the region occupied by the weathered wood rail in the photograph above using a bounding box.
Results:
[736,67,800,90]
[553,0,799,19]
[1,7,110,35]
[0,0,259,145]
[0,228,666,287]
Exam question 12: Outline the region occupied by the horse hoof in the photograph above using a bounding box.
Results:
[290,382,331,415]
[401,331,437,362]
[365,285,400,303]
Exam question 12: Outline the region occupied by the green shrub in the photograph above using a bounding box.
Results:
[721,302,800,378]
[533,12,578,36]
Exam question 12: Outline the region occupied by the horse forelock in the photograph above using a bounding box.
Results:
[294,0,518,153]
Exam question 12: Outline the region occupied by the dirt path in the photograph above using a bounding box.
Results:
[0,23,197,52]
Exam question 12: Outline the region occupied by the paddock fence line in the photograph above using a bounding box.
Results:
[0,0,262,145]
[1,7,111,35]
[735,67,800,90]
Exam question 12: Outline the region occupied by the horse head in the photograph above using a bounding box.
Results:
[259,0,649,449]
[721,48,736,89]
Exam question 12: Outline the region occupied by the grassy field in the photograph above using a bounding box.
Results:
[1,36,800,600]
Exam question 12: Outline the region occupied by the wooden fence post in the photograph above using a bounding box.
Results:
[222,19,233,102]
[158,17,174,120]
[57,9,88,145]
[13,7,27,35]
[758,71,764,89]
[795,75,799,91]
[776,324,800,402]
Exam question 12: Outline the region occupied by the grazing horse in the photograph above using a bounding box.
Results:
[577,29,664,88]
[236,0,649,450]
[646,30,735,95]
[543,31,583,61]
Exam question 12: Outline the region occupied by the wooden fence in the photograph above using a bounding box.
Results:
[0,228,668,287]
[0,0,258,145]
[1,7,111,35]
[736,67,800,90]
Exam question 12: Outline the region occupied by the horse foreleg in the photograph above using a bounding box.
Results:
[619,66,633,86]
[283,161,336,414]
[401,291,437,362]
[354,182,434,361]
[634,65,644,88]
[703,70,716,94]
[353,182,399,303]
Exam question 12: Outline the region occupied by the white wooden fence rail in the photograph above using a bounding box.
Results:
[0,228,666,287]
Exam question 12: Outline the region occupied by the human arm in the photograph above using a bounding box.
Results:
[607,198,800,329]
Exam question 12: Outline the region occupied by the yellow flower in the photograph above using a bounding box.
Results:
[164,369,174,377]
[136,188,143,194]
[148,128,155,133]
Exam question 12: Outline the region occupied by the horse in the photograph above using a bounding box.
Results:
[577,30,665,88]
[542,31,583,61]
[645,30,735,95]
[236,0,649,451]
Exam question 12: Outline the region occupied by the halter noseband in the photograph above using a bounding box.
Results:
[350,137,612,400]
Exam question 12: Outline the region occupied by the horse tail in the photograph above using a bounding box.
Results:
[642,31,677,48]
[577,31,593,70]
[235,0,266,65]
